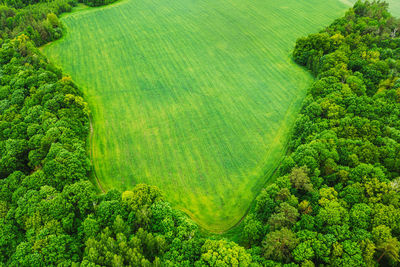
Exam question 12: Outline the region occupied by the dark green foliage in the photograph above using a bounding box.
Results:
[0,0,118,47]
[0,1,74,46]
[242,1,400,266]
[79,0,117,7]
[0,2,208,266]
[2,0,400,266]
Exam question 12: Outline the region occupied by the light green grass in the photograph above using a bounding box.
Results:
[43,0,351,232]
[388,0,400,17]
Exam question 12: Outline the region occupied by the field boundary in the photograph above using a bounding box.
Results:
[42,0,352,233]
[89,114,106,193]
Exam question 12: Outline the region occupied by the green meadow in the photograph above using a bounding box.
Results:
[389,0,400,17]
[44,0,355,232]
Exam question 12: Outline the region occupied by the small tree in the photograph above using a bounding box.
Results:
[289,166,313,192]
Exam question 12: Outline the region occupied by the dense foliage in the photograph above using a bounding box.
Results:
[1,0,400,266]
[0,0,71,46]
[242,1,400,266]
[0,0,117,48]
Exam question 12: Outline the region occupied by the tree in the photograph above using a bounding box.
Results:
[122,184,163,212]
[197,239,252,267]
[359,239,376,267]
[268,202,299,230]
[349,203,371,230]
[372,225,400,263]
[62,180,97,220]
[262,228,298,263]
[293,241,315,263]
[243,214,263,246]
[254,189,276,222]
[289,166,313,192]
[83,227,149,266]
[46,13,60,28]
[376,237,400,263]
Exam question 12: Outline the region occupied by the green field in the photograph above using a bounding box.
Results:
[43,0,356,232]
[389,0,400,17]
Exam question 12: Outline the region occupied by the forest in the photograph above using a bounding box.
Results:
[1,0,400,266]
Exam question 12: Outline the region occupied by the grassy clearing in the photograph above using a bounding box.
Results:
[44,0,351,232]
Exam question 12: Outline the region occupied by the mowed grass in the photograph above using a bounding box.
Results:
[43,0,350,232]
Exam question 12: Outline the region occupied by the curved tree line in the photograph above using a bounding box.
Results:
[1,0,400,266]
[242,1,400,266]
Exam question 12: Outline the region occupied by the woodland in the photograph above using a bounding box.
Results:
[1,0,400,266]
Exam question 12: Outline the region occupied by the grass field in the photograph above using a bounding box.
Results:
[388,0,400,17]
[43,0,354,232]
